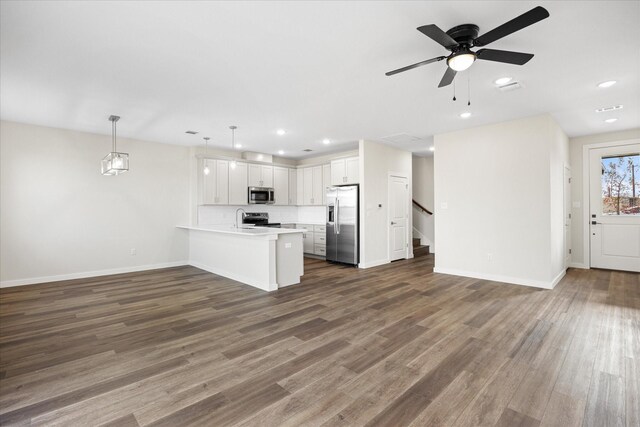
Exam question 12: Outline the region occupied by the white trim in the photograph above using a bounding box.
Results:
[581,138,640,269]
[358,258,390,269]
[433,267,566,290]
[0,261,188,288]
[569,262,588,269]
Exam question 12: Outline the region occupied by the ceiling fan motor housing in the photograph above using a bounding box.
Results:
[445,24,479,47]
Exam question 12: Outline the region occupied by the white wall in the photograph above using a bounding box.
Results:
[0,121,191,286]
[412,155,435,251]
[434,114,569,289]
[359,139,412,268]
[568,128,640,267]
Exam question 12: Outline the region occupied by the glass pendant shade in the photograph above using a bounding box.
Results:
[101,152,130,175]
[102,115,129,175]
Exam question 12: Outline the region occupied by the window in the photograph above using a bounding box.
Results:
[601,153,640,215]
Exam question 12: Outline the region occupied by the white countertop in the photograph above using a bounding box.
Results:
[177,224,304,237]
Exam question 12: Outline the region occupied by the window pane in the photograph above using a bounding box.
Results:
[601,153,640,215]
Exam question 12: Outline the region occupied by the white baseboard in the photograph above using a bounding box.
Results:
[0,261,189,288]
[568,262,588,269]
[433,267,565,290]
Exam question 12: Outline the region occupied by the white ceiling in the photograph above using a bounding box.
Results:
[1,1,639,158]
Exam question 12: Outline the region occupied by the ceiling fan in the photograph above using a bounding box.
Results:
[386,6,550,88]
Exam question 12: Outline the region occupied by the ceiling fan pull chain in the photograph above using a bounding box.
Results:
[453,79,456,101]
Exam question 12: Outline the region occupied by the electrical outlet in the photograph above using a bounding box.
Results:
[285,243,292,249]
[130,248,137,256]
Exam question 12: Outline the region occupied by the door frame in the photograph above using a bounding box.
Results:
[582,138,640,269]
[387,172,412,261]
[563,162,571,270]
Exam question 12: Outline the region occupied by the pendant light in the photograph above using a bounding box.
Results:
[229,125,238,169]
[101,115,129,175]
[203,137,211,175]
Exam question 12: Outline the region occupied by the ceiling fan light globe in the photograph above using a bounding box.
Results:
[447,53,475,71]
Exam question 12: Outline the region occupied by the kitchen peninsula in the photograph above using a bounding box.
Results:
[177,225,304,291]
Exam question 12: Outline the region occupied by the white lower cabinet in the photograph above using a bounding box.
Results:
[297,224,326,256]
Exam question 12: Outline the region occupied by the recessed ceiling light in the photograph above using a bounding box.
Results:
[278,150,284,155]
[595,105,623,113]
[276,129,286,136]
[235,143,242,148]
[494,77,512,85]
[604,118,618,123]
[322,139,330,145]
[460,112,472,119]
[597,80,617,88]
[429,146,435,152]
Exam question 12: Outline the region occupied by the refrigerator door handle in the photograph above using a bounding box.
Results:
[336,199,340,234]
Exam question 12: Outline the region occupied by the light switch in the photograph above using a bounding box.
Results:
[285,243,292,248]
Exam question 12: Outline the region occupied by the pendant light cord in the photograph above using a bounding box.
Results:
[112,119,116,153]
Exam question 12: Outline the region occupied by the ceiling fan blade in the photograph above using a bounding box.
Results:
[438,67,457,88]
[417,24,458,50]
[476,48,534,65]
[474,6,549,47]
[385,56,446,76]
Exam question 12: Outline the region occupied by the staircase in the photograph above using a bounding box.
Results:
[412,238,430,258]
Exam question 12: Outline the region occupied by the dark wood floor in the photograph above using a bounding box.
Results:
[0,253,638,426]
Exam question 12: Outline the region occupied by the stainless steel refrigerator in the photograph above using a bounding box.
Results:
[326,185,359,265]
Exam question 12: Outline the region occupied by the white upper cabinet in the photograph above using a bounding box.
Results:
[273,166,289,205]
[248,164,273,187]
[322,163,331,205]
[297,164,330,206]
[288,168,297,205]
[330,157,359,185]
[345,157,359,184]
[296,168,304,205]
[303,167,313,205]
[312,166,323,206]
[228,161,248,205]
[202,159,229,205]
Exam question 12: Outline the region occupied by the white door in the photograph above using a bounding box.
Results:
[564,165,571,269]
[389,175,408,261]
[589,145,640,272]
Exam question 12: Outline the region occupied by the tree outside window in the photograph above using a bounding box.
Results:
[601,153,640,215]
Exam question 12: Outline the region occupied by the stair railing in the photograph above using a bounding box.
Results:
[412,199,433,215]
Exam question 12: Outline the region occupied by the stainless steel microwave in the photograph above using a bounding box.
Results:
[248,187,275,204]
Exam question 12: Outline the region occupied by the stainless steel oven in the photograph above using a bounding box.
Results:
[248,187,275,204]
